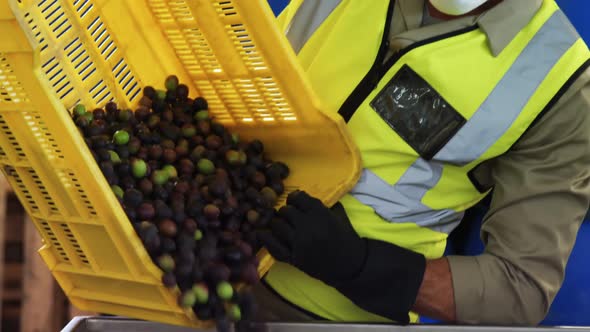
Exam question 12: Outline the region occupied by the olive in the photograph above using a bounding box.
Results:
[162,109,174,123]
[191,135,205,147]
[162,272,177,288]
[131,159,147,178]
[216,281,233,300]
[224,246,242,264]
[197,159,215,175]
[205,135,223,150]
[179,158,195,175]
[182,123,197,137]
[73,104,86,116]
[247,139,264,155]
[139,95,153,108]
[228,304,241,322]
[197,120,211,136]
[194,306,213,321]
[137,202,156,220]
[161,237,176,253]
[190,145,207,162]
[151,170,169,186]
[143,86,156,100]
[163,148,177,164]
[225,150,241,165]
[165,75,179,91]
[176,84,189,100]
[120,176,136,190]
[75,116,89,128]
[127,137,141,154]
[251,171,266,189]
[135,106,151,122]
[204,204,220,220]
[164,90,175,104]
[152,184,169,201]
[193,283,209,304]
[157,254,175,272]
[260,187,278,207]
[175,144,189,158]
[158,219,177,237]
[183,218,198,234]
[193,97,208,111]
[124,188,143,207]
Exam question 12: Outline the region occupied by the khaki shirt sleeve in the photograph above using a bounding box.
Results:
[447,67,590,325]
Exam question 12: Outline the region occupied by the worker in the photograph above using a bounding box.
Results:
[255,0,590,326]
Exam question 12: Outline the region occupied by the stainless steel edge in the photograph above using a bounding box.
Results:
[61,317,590,332]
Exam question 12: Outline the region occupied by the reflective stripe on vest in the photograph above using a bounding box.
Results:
[285,0,343,54]
[349,9,579,234]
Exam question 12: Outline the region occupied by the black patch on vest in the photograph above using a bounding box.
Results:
[370,65,466,160]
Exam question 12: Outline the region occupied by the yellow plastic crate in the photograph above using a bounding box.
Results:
[0,0,361,327]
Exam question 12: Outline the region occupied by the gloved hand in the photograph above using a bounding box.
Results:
[258,190,426,324]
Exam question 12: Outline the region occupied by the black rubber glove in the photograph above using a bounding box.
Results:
[258,190,426,324]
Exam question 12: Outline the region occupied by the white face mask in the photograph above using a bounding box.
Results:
[429,0,489,15]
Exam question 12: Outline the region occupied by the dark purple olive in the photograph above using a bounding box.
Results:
[193,97,208,111]
[176,84,189,100]
[143,86,156,100]
[174,180,190,195]
[183,218,198,234]
[105,101,118,114]
[204,204,220,220]
[225,217,241,233]
[238,290,257,321]
[161,237,176,253]
[142,231,161,254]
[148,145,163,160]
[135,106,151,122]
[241,263,259,285]
[173,210,187,225]
[152,184,169,201]
[124,188,143,207]
[191,135,205,147]
[209,177,229,198]
[139,95,153,108]
[137,202,156,220]
[194,306,212,321]
[197,120,211,136]
[162,272,177,288]
[269,181,285,196]
[224,246,243,264]
[177,232,196,252]
[138,178,153,196]
[124,205,137,222]
[206,263,231,283]
[178,158,195,175]
[163,148,177,164]
[192,265,205,282]
[158,219,177,237]
[247,139,264,155]
[206,135,223,150]
[219,231,236,246]
[237,241,253,258]
[120,176,136,190]
[198,245,217,262]
[175,264,193,282]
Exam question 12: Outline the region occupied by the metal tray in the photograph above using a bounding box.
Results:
[61,316,590,332]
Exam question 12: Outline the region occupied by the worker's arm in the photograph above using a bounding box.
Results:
[260,68,590,325]
[412,67,590,325]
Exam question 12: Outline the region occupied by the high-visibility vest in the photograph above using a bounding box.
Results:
[265,0,590,322]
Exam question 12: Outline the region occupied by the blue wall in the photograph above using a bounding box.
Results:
[556,0,590,43]
[267,0,590,43]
